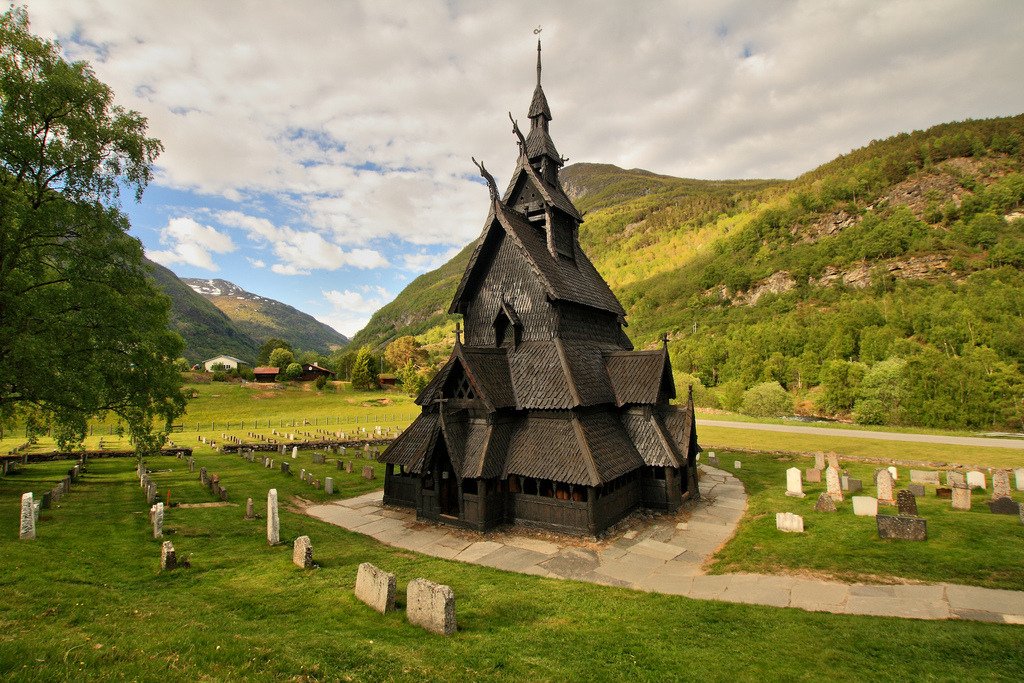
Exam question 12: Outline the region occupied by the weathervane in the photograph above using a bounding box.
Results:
[533,26,542,35]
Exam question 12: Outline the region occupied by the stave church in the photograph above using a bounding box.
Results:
[379,43,700,536]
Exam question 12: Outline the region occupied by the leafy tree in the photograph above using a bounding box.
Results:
[852,357,908,425]
[314,375,328,391]
[172,358,191,372]
[398,360,427,396]
[257,338,291,365]
[741,381,793,417]
[384,335,428,372]
[350,346,379,390]
[283,362,302,381]
[268,347,294,370]
[0,8,185,452]
[329,349,358,380]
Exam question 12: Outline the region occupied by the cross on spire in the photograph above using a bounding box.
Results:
[454,321,462,346]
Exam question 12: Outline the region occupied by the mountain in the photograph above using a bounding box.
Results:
[183,278,349,354]
[351,114,1024,430]
[145,259,260,364]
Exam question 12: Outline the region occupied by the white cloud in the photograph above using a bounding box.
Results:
[246,257,266,268]
[318,286,394,337]
[146,216,235,271]
[401,247,462,272]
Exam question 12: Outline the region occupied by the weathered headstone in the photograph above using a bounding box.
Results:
[32,501,41,524]
[951,485,971,511]
[815,492,836,512]
[325,477,334,494]
[908,484,925,498]
[775,512,804,532]
[707,454,719,467]
[825,466,843,502]
[841,474,849,491]
[354,562,396,614]
[312,453,325,465]
[987,497,1021,516]
[152,502,164,538]
[292,446,298,459]
[336,460,345,471]
[936,487,952,499]
[887,466,898,481]
[814,452,825,470]
[245,497,256,520]
[160,541,177,570]
[876,469,895,504]
[966,471,986,489]
[362,466,375,480]
[406,578,456,635]
[910,470,940,485]
[785,468,804,498]
[896,490,918,516]
[1014,467,1024,491]
[281,462,290,475]
[848,478,863,494]
[826,452,840,471]
[146,482,157,506]
[852,496,878,517]
[300,468,306,481]
[733,460,741,469]
[19,493,35,539]
[267,489,280,545]
[992,470,1011,499]
[292,535,313,569]
[345,461,354,474]
[877,515,927,541]
[805,468,821,483]
[946,471,965,488]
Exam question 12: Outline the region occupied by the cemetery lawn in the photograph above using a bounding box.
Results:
[708,452,1024,591]
[2,452,1023,681]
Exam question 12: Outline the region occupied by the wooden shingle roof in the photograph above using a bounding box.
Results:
[621,408,682,468]
[417,346,516,410]
[379,411,440,474]
[604,349,675,406]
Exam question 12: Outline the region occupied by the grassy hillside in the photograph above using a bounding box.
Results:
[350,115,1024,431]
[145,259,260,365]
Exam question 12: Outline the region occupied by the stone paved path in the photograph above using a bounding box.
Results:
[307,465,1024,625]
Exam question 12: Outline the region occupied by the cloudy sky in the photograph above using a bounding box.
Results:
[25,1,1024,337]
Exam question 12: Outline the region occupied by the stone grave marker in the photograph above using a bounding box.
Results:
[20,493,36,540]
[992,471,1011,499]
[852,496,878,517]
[815,492,836,512]
[841,474,849,491]
[160,541,177,571]
[785,468,804,498]
[292,446,298,459]
[354,562,396,614]
[896,490,918,516]
[814,452,825,470]
[346,461,354,474]
[877,515,927,541]
[776,512,804,532]
[910,470,940,485]
[362,466,375,480]
[300,468,306,481]
[733,460,741,469]
[312,453,325,465]
[267,489,280,545]
[951,485,971,511]
[281,462,290,475]
[325,477,334,494]
[1014,467,1024,491]
[293,535,313,569]
[826,452,840,471]
[406,578,456,635]
[245,497,256,520]
[707,454,719,467]
[825,466,843,502]
[966,471,986,489]
[805,468,821,483]
[947,471,965,488]
[152,502,164,538]
[908,484,925,497]
[936,487,952,499]
[887,466,898,481]
[876,469,895,505]
[987,497,1021,516]
[32,501,41,524]
[337,460,345,471]
[848,478,863,494]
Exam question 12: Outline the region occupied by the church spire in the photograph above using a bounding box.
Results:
[528,40,552,122]
[525,40,559,171]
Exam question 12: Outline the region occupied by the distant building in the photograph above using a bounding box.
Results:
[203,355,247,372]
[299,363,336,382]
[253,366,279,382]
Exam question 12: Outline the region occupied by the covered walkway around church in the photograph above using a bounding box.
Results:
[307,465,1024,625]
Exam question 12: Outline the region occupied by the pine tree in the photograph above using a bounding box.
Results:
[350,346,379,390]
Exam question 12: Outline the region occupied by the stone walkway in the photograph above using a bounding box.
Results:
[307,466,1024,625]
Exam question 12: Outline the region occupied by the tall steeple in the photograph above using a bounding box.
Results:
[525,40,561,175]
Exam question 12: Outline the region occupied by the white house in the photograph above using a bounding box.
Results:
[203,355,247,372]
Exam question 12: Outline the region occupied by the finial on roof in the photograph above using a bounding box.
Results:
[661,332,669,350]
[509,112,527,155]
[471,157,498,201]
[537,39,542,86]
[454,321,462,347]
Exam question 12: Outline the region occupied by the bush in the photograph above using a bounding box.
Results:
[314,375,327,390]
[211,371,228,383]
[740,381,793,417]
[283,363,302,381]
[714,380,746,412]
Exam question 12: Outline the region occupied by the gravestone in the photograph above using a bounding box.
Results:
[312,453,325,465]
[32,501,41,524]
[152,502,164,538]
[776,512,804,532]
[292,446,298,459]
[245,497,256,520]
[966,471,986,489]
[1015,467,1024,491]
[20,493,36,539]
[876,469,895,505]
[896,490,918,516]
[346,461,354,474]
[992,471,1011,499]
[267,489,280,545]
[987,497,1021,516]
[908,484,925,497]
[825,466,843,502]
[951,485,971,511]
[281,462,290,475]
[406,578,456,635]
[733,461,741,469]
[707,454,719,467]
[160,541,178,571]
[826,452,840,471]
[354,562,396,614]
[300,468,306,481]
[814,452,826,470]
[325,477,334,494]
[841,474,849,491]
[292,535,313,569]
[815,492,836,512]
[877,515,927,541]
[188,457,194,473]
[336,460,345,471]
[805,468,821,483]
[910,470,940,485]
[848,478,863,494]
[269,459,274,470]
[362,466,375,480]
[887,466,898,481]
[936,487,952,499]
[785,468,804,498]
[146,482,157,506]
[947,471,965,488]
[313,479,321,490]
[852,496,878,517]
[41,491,52,509]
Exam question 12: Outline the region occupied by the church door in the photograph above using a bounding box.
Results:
[438,455,459,517]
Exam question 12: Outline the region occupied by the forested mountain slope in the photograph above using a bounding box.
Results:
[353,115,1024,430]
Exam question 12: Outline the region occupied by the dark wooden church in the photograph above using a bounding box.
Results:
[380,44,700,536]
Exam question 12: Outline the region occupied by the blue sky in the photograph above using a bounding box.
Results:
[25,1,1024,336]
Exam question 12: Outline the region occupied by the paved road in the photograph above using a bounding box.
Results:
[308,466,1024,624]
[697,419,1024,450]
